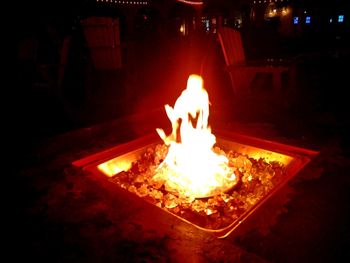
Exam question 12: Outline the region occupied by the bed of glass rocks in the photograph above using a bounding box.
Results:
[108,143,286,230]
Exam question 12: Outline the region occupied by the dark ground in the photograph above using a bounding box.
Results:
[10,20,350,262]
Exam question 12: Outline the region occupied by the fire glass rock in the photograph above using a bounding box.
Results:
[109,143,287,230]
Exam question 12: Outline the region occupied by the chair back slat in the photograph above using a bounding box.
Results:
[81,16,122,70]
[218,27,246,66]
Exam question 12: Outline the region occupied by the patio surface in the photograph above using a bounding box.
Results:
[11,28,350,262]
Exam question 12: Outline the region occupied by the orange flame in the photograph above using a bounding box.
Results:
[155,74,237,198]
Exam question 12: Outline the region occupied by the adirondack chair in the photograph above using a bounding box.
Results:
[217,26,292,94]
[27,35,71,97]
[81,17,122,70]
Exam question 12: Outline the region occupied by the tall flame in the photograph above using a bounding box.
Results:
[155,74,236,198]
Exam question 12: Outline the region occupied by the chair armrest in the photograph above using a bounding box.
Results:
[246,57,300,67]
[225,64,289,73]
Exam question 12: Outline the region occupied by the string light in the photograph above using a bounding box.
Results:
[253,0,288,4]
[96,0,148,4]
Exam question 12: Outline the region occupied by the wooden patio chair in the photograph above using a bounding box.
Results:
[217,26,293,94]
[31,35,71,97]
[81,16,122,71]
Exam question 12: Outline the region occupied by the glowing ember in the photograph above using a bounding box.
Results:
[154,74,238,198]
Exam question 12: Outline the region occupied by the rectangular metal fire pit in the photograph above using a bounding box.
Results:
[72,130,318,238]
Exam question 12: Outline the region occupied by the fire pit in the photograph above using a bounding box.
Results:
[72,75,318,238]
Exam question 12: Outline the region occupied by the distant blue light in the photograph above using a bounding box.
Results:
[338,15,344,23]
[305,16,311,24]
[293,17,299,25]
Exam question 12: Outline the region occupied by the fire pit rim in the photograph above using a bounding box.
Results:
[72,130,319,238]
